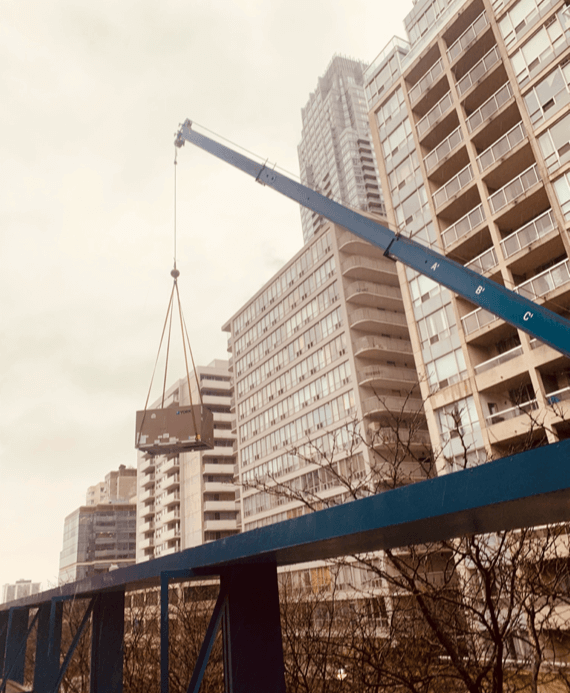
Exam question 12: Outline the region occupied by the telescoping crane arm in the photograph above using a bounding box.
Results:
[175,119,570,359]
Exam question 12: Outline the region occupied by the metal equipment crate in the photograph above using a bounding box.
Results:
[135,405,214,455]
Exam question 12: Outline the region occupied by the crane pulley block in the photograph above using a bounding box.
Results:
[135,405,214,455]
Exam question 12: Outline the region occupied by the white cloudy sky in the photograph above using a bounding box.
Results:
[0,0,410,589]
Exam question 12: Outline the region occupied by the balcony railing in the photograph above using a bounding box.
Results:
[441,203,485,249]
[447,12,489,63]
[424,126,463,173]
[515,258,570,300]
[409,57,444,105]
[466,82,513,133]
[465,246,498,275]
[488,164,540,214]
[546,385,570,404]
[457,45,501,97]
[349,307,409,329]
[417,91,454,138]
[358,365,419,386]
[474,344,524,374]
[486,399,538,425]
[500,209,556,259]
[433,163,474,208]
[477,121,526,173]
[462,306,499,335]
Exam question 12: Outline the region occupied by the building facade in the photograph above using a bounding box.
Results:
[136,360,237,563]
[298,55,385,243]
[364,0,570,470]
[1,579,41,604]
[86,464,137,506]
[58,503,137,583]
[223,223,429,540]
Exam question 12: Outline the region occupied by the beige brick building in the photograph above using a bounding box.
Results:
[365,0,570,469]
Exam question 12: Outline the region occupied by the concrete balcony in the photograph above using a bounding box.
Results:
[441,204,485,249]
[159,456,180,475]
[141,503,155,519]
[204,500,237,513]
[488,164,541,215]
[456,45,501,97]
[157,542,181,556]
[358,365,419,390]
[159,507,180,524]
[354,335,413,359]
[140,457,155,474]
[477,121,526,174]
[349,308,409,336]
[139,487,155,503]
[204,481,237,494]
[140,519,155,533]
[486,399,538,426]
[474,344,524,375]
[515,258,570,302]
[433,164,474,209]
[368,424,431,448]
[466,82,513,134]
[215,412,234,424]
[160,473,180,492]
[205,445,236,459]
[162,490,180,506]
[361,395,423,419]
[204,463,235,476]
[461,306,499,336]
[141,473,155,489]
[423,126,463,174]
[465,246,498,275]
[409,57,444,106]
[338,230,390,256]
[203,393,231,407]
[447,11,489,63]
[417,91,454,139]
[140,536,154,549]
[341,255,398,284]
[158,526,181,542]
[204,519,238,532]
[500,209,556,260]
[345,281,403,309]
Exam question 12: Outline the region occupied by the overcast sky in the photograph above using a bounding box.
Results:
[0,0,410,589]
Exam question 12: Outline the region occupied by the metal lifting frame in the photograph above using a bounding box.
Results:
[174,119,570,358]
[3,440,570,691]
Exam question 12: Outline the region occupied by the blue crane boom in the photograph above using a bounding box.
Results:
[175,119,570,359]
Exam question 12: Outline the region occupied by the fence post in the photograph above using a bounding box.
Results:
[34,600,63,693]
[222,563,286,693]
[90,591,125,693]
[3,608,29,685]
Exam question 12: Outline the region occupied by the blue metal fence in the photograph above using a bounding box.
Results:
[2,439,570,692]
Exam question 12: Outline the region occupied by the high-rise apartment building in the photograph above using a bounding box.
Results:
[364,0,570,470]
[59,503,137,583]
[86,464,137,505]
[2,579,41,604]
[223,223,428,539]
[298,55,385,243]
[136,360,237,563]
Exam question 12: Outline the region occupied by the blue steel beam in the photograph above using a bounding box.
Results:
[3,439,570,612]
[174,120,570,358]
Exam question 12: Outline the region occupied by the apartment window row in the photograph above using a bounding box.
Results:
[375,87,407,139]
[241,424,360,490]
[524,59,570,125]
[499,0,557,47]
[237,333,348,414]
[235,302,342,377]
[416,303,458,350]
[511,8,570,85]
[426,346,468,393]
[407,0,449,47]
[244,506,308,531]
[538,109,570,170]
[553,170,570,219]
[240,391,356,467]
[231,231,332,337]
[242,453,366,518]
[233,256,336,355]
[388,151,420,196]
[435,396,485,466]
[381,117,414,165]
[239,361,352,442]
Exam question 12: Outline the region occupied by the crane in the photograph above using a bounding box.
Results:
[175,119,570,359]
